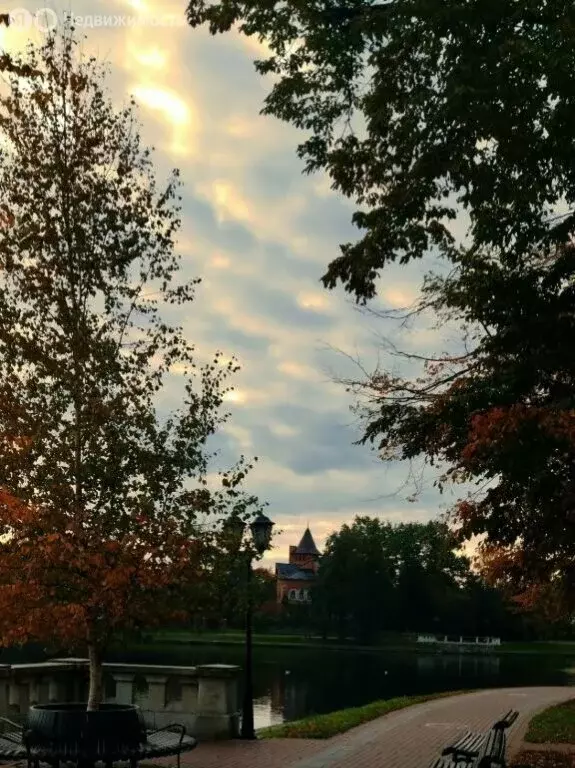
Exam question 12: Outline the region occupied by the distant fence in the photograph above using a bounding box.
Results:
[416,634,501,646]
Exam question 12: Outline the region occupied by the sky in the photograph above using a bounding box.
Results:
[0,0,471,568]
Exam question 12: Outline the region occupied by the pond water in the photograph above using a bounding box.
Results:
[1,643,573,729]
[103,644,575,729]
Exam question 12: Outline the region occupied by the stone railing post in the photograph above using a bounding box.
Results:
[0,660,241,739]
[145,675,168,710]
[195,664,240,739]
[180,675,198,713]
[112,674,134,705]
[48,677,60,703]
[8,680,20,713]
[28,677,41,705]
[0,666,10,713]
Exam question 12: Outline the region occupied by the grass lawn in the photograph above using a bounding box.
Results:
[512,751,575,768]
[142,629,412,652]
[150,629,318,644]
[504,643,575,656]
[511,700,575,768]
[257,690,472,739]
[525,699,575,744]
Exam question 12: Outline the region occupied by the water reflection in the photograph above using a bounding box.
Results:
[253,695,283,730]
[416,654,500,676]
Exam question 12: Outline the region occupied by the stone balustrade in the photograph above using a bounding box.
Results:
[0,658,240,740]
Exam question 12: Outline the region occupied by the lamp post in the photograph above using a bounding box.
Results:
[226,512,274,740]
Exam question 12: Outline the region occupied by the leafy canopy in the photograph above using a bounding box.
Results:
[315,517,484,640]
[348,242,575,586]
[0,28,263,670]
[186,1,575,610]
[187,0,575,300]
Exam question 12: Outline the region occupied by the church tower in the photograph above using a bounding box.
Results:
[288,527,320,573]
[275,526,321,604]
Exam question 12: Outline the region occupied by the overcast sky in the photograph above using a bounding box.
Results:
[0,0,469,567]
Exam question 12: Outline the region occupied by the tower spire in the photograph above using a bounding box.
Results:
[295,526,320,556]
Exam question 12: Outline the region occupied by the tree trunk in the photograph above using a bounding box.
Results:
[87,643,103,711]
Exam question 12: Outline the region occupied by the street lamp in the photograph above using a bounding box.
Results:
[226,512,274,740]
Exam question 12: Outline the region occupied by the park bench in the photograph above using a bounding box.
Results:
[0,715,198,768]
[430,709,519,768]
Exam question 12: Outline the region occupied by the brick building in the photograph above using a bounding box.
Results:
[275,527,321,605]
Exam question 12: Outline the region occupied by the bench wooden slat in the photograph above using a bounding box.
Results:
[2,730,24,745]
[0,736,27,759]
[431,755,473,768]
[459,732,486,754]
[479,728,506,767]
[440,710,518,768]
[443,730,486,757]
[493,710,519,730]
[431,758,456,768]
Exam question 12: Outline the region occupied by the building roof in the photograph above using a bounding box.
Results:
[275,563,316,581]
[295,527,320,556]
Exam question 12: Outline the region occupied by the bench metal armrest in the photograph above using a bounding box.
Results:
[147,723,186,747]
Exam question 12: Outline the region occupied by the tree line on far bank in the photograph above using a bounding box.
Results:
[309,518,560,644]
[205,517,572,645]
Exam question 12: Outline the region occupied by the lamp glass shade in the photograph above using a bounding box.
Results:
[224,515,246,550]
[250,513,274,555]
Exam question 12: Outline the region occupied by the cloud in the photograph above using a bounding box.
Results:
[293,193,363,247]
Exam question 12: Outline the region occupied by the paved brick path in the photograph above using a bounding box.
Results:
[157,686,573,768]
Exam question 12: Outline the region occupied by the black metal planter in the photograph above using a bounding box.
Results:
[0,702,198,768]
[25,703,147,767]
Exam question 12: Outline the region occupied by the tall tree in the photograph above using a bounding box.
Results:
[0,28,262,710]
[315,517,395,641]
[389,520,469,633]
[186,1,575,597]
[347,243,575,595]
[316,517,471,639]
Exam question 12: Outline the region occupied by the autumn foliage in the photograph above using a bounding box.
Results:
[348,242,575,616]
[475,542,575,625]
[189,0,575,623]
[0,489,210,650]
[0,26,263,709]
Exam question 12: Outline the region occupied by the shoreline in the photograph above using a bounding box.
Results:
[127,634,575,657]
